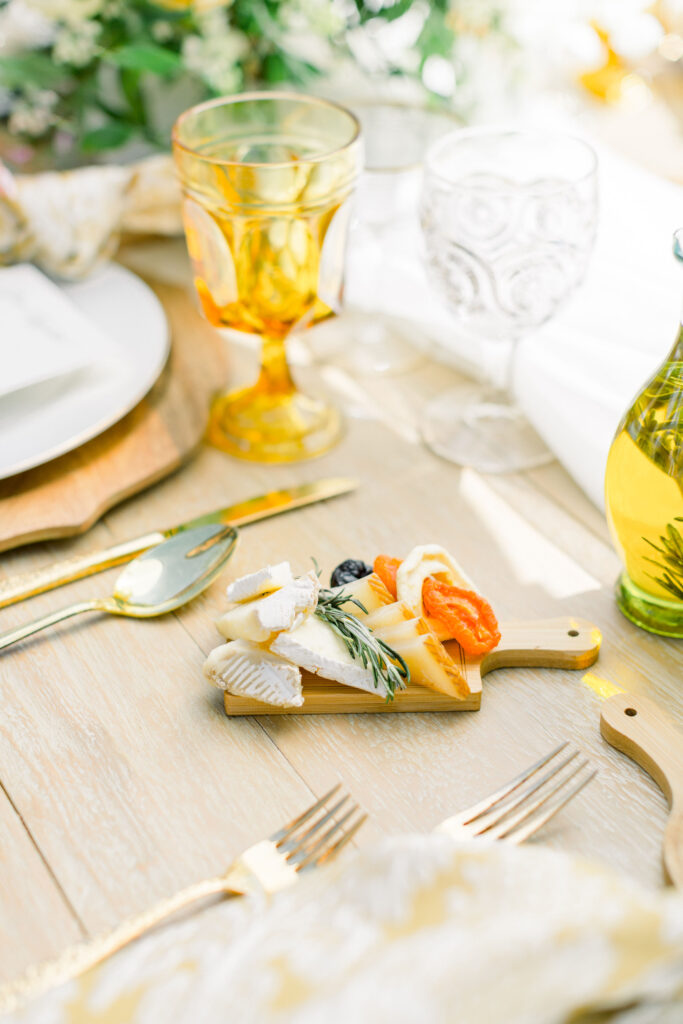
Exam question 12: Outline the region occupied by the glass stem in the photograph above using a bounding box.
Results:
[257,335,295,397]
[478,336,517,397]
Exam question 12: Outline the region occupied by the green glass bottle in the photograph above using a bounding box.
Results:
[605,229,683,637]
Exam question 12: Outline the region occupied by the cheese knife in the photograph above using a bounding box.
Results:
[0,477,358,610]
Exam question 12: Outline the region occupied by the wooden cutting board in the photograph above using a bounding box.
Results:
[224,616,602,715]
[0,280,226,553]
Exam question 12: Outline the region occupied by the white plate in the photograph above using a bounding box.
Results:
[0,264,169,481]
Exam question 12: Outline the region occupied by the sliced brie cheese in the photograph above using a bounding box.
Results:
[216,601,272,643]
[395,544,475,622]
[217,571,320,642]
[226,562,293,603]
[256,571,320,633]
[203,640,303,708]
[271,616,388,699]
[331,573,394,618]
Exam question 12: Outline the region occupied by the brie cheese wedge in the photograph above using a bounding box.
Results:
[256,571,320,633]
[217,571,320,643]
[226,562,293,603]
[203,640,303,708]
[270,616,389,699]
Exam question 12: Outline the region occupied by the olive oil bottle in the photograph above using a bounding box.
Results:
[605,230,683,637]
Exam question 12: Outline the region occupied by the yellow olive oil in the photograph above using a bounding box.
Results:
[605,321,683,636]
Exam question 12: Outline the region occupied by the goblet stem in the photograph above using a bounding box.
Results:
[477,335,517,396]
[257,335,296,397]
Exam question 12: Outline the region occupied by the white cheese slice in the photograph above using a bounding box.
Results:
[217,571,320,642]
[256,571,320,633]
[216,601,272,643]
[203,640,303,708]
[270,616,388,699]
[226,562,293,603]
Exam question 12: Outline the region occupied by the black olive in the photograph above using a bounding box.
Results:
[330,559,373,588]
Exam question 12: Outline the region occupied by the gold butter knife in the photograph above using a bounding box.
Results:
[0,477,357,610]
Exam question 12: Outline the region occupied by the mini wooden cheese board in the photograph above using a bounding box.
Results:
[224,616,602,715]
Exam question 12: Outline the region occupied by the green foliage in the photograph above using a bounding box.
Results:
[0,53,70,90]
[104,44,183,77]
[0,1,509,161]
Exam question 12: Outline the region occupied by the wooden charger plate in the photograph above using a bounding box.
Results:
[224,617,602,715]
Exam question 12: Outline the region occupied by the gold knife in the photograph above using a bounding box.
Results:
[0,477,358,610]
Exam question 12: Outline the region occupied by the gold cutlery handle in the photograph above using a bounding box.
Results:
[0,875,240,1014]
[0,600,104,652]
[0,532,164,610]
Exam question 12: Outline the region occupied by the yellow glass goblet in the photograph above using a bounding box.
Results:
[172,92,362,462]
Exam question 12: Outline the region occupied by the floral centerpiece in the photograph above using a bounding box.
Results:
[0,0,513,167]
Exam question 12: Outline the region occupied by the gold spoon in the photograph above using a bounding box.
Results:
[0,524,238,652]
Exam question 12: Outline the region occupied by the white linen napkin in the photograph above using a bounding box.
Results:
[344,145,683,509]
[3,836,681,1023]
[0,264,116,403]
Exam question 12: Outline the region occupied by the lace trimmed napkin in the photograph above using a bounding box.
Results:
[0,155,181,281]
[3,836,682,1023]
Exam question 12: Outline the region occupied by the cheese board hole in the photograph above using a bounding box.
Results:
[625,707,637,717]
[567,629,579,637]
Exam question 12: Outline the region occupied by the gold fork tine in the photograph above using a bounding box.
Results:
[277,795,350,854]
[289,805,361,868]
[270,784,341,843]
[446,743,570,828]
[503,768,598,844]
[299,812,368,871]
[482,760,592,840]
[463,749,581,834]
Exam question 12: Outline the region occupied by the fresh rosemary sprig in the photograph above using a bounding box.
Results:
[643,517,683,600]
[315,587,410,700]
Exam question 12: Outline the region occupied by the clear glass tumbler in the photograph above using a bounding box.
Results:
[172,92,362,463]
[420,128,598,473]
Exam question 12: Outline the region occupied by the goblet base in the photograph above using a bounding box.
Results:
[421,386,552,473]
[206,386,342,463]
[615,572,683,638]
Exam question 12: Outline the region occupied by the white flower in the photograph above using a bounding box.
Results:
[182,29,248,93]
[0,0,56,55]
[151,19,174,43]
[8,93,57,136]
[53,17,100,65]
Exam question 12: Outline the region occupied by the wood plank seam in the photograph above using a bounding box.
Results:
[0,777,89,940]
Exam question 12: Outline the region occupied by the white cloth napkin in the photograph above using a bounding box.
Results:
[0,264,118,403]
[3,836,682,1023]
[345,146,683,509]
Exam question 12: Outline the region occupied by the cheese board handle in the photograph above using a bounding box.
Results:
[481,618,601,674]
[600,691,683,887]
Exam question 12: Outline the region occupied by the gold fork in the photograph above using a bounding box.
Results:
[0,785,366,1015]
[436,743,597,843]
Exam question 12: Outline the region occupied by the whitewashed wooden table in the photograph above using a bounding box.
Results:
[0,241,681,988]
